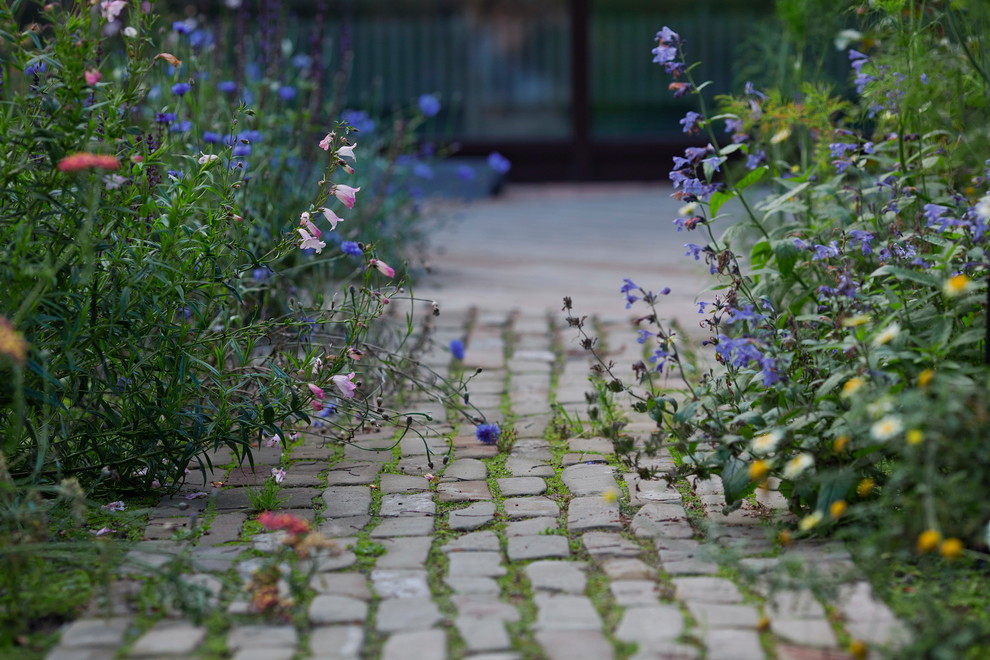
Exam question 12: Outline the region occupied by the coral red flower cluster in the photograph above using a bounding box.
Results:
[57,152,120,172]
[257,511,311,535]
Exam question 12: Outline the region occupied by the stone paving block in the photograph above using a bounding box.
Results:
[442,458,488,481]
[309,572,372,600]
[505,457,554,478]
[376,597,443,633]
[496,476,547,497]
[279,470,325,487]
[308,595,368,625]
[438,480,492,502]
[317,516,370,538]
[370,516,434,537]
[453,435,500,459]
[773,645,855,660]
[376,537,433,569]
[702,629,765,660]
[153,494,210,517]
[371,569,431,599]
[561,453,610,466]
[561,463,619,496]
[199,511,247,546]
[686,602,761,629]
[290,443,335,460]
[628,645,700,660]
[610,580,662,606]
[525,561,587,594]
[768,589,827,619]
[379,473,431,494]
[567,496,621,532]
[614,605,684,643]
[568,437,614,453]
[534,630,615,660]
[232,649,295,660]
[624,474,683,507]
[129,621,206,657]
[451,596,521,621]
[326,463,381,486]
[456,617,512,653]
[442,530,501,553]
[771,619,840,648]
[48,649,124,660]
[395,457,445,475]
[631,502,694,539]
[189,545,242,573]
[837,582,910,647]
[322,487,371,518]
[399,435,450,457]
[534,594,602,630]
[380,493,436,517]
[506,516,558,536]
[503,496,559,519]
[307,625,363,660]
[381,629,446,660]
[448,552,507,578]
[445,576,501,595]
[582,531,643,558]
[672,577,744,604]
[510,439,552,461]
[57,617,133,648]
[122,541,183,575]
[226,625,298,650]
[448,501,496,531]
[602,557,655,581]
[507,534,570,560]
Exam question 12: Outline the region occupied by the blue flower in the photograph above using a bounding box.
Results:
[291,54,313,69]
[26,62,47,76]
[341,109,376,133]
[252,267,271,282]
[170,120,192,133]
[217,81,237,93]
[456,165,476,181]
[341,241,363,256]
[679,111,701,135]
[848,230,874,255]
[450,339,465,360]
[418,94,441,117]
[725,305,766,325]
[696,302,709,313]
[172,21,191,34]
[656,26,680,45]
[203,131,221,144]
[232,144,252,157]
[684,243,704,261]
[636,330,653,345]
[475,423,500,445]
[189,29,214,49]
[278,86,297,100]
[167,169,182,179]
[812,241,840,261]
[488,152,511,174]
[620,278,640,308]
[413,162,434,179]
[156,112,176,125]
[746,150,766,170]
[172,82,191,96]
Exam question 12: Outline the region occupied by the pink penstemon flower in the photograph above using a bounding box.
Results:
[318,207,344,231]
[100,0,126,21]
[331,372,357,398]
[337,144,357,161]
[308,383,325,399]
[298,227,326,253]
[300,211,322,238]
[85,70,102,86]
[332,185,360,209]
[264,434,281,448]
[369,258,395,278]
[271,467,286,484]
[319,133,333,151]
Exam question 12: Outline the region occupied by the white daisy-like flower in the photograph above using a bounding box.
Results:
[783,453,814,479]
[974,195,990,221]
[870,415,903,441]
[872,323,900,346]
[799,511,823,531]
[751,430,783,456]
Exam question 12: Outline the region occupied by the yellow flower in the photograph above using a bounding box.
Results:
[777,530,792,547]
[850,640,869,660]
[841,377,865,398]
[856,478,875,497]
[940,538,964,559]
[757,615,771,632]
[749,460,770,482]
[771,126,792,144]
[917,528,942,553]
[906,429,923,445]
[842,314,871,327]
[830,500,848,519]
[918,368,934,388]
[784,453,814,479]
[799,511,823,531]
[943,274,971,297]
[751,430,782,456]
[833,435,850,453]
[601,488,618,504]
[0,316,28,365]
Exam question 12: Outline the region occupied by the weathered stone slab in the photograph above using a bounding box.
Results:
[456,617,511,653]
[445,577,501,596]
[309,572,372,600]
[624,474,683,507]
[561,464,618,496]
[506,517,558,536]
[317,516,370,538]
[610,580,661,606]
[503,497,559,519]
[376,537,433,569]
[702,629,765,660]
[496,477,547,497]
[451,596,521,622]
[525,561,587,594]
[770,619,840,648]
[442,530,501,554]
[506,457,554,478]
[376,597,443,632]
[379,474,431,494]
[448,552,507,578]
[57,617,133,648]
[686,602,760,629]
[567,496,621,532]
[614,605,684,643]
[601,558,655,581]
[507,535,570,561]
[371,569,431,599]
[441,458,488,482]
[370,516,434,538]
[322,487,371,518]
[568,437,614,454]
[534,630,615,660]
[226,625,298,650]
[631,502,694,539]
[582,531,643,558]
[308,595,368,625]
[533,594,602,630]
[672,577,744,604]
[129,621,206,657]
[308,626,363,660]
[381,629,446,660]
[448,502,496,531]
[379,493,436,517]
[437,480,492,502]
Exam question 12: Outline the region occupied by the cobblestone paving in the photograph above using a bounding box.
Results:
[47,186,908,659]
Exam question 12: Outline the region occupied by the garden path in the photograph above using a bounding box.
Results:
[47,184,906,660]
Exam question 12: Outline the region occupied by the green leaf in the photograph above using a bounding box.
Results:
[709,190,734,217]
[771,239,800,277]
[735,166,767,191]
[870,265,939,287]
[751,240,772,269]
[721,455,756,504]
